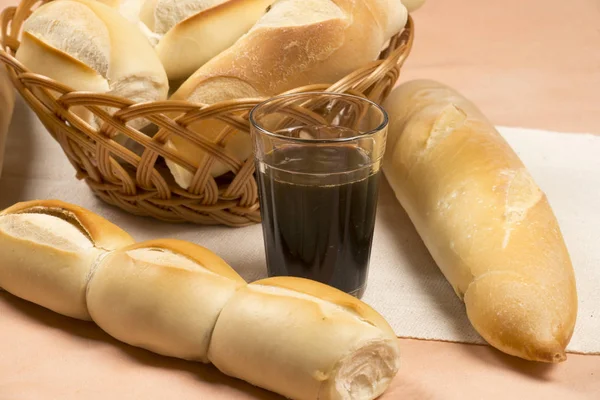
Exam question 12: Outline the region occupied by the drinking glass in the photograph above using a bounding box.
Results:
[250,92,388,298]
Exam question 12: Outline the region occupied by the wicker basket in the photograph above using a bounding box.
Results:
[0,0,414,227]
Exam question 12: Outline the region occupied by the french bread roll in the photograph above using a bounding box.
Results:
[0,200,134,320]
[208,277,401,400]
[86,239,246,361]
[0,198,402,398]
[142,0,277,81]
[167,0,408,188]
[98,0,277,81]
[382,80,578,362]
[16,0,168,130]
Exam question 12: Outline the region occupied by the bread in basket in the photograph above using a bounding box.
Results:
[0,0,415,226]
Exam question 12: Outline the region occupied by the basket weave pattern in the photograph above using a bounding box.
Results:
[0,0,414,227]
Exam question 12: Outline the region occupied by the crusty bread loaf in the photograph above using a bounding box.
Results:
[86,239,246,361]
[16,0,168,130]
[98,0,277,81]
[167,0,408,188]
[175,0,407,98]
[142,0,277,81]
[382,79,578,362]
[209,277,401,400]
[0,200,134,320]
[0,199,401,399]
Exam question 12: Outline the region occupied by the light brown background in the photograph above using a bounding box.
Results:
[402,0,600,134]
[0,0,599,399]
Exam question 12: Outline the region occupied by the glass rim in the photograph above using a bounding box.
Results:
[249,91,389,144]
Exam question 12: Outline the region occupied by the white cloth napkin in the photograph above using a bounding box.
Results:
[1,98,598,354]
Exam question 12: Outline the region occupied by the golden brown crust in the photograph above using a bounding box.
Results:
[253,277,396,336]
[173,17,349,99]
[118,239,247,283]
[465,270,571,363]
[383,79,578,363]
[168,0,405,187]
[153,0,277,80]
[1,200,134,250]
[210,277,400,399]
[172,0,405,100]
[86,238,246,361]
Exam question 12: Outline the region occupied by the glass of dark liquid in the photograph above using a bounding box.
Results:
[250,92,388,298]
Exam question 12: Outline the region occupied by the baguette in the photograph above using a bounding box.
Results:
[86,239,246,361]
[167,0,408,187]
[16,0,168,130]
[0,200,134,320]
[382,79,578,362]
[209,277,401,400]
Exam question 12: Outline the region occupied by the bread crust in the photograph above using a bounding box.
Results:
[86,239,246,361]
[167,0,407,187]
[256,276,396,336]
[0,200,401,398]
[382,80,578,362]
[15,0,168,130]
[155,0,277,80]
[209,276,401,400]
[2,199,134,250]
[116,239,247,283]
[0,199,134,320]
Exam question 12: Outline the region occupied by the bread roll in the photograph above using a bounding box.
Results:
[97,0,276,81]
[16,32,111,94]
[208,277,401,400]
[141,0,277,81]
[0,200,134,320]
[382,80,578,362]
[86,239,246,361]
[0,198,401,398]
[167,0,408,188]
[16,0,168,130]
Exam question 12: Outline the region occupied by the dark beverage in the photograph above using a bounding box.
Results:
[251,93,388,298]
[256,141,381,298]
